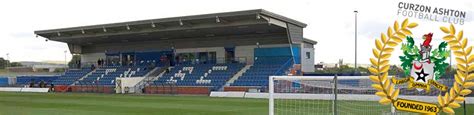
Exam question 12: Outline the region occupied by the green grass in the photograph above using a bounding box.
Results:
[0,92,472,115]
[0,92,267,115]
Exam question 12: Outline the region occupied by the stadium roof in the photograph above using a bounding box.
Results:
[34,9,308,45]
[303,38,317,45]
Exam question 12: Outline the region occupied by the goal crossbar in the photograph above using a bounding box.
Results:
[270,76,370,81]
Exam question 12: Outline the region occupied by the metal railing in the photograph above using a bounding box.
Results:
[175,57,247,65]
[273,57,293,76]
[149,81,178,95]
[133,67,166,93]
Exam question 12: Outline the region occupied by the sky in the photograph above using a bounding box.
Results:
[0,0,472,65]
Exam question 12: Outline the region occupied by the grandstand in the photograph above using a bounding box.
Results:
[31,9,316,94]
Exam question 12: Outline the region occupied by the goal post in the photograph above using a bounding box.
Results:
[269,75,392,115]
[269,76,338,115]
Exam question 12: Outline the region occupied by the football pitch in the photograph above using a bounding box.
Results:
[0,92,472,115]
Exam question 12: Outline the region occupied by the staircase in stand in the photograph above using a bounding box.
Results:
[133,67,167,93]
[220,64,252,90]
[73,69,96,86]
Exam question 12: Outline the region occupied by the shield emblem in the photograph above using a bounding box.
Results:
[410,61,434,90]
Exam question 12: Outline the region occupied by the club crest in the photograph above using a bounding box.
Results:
[369,19,473,114]
[399,33,449,91]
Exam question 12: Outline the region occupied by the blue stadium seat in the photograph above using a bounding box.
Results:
[230,56,293,87]
[77,66,154,86]
[153,63,244,90]
[16,75,60,86]
[0,77,9,86]
[51,69,92,85]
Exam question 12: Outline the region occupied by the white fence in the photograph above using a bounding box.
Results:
[0,87,50,93]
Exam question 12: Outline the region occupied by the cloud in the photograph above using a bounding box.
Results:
[9,32,34,39]
[359,21,391,38]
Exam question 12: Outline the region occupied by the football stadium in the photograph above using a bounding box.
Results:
[0,7,473,115]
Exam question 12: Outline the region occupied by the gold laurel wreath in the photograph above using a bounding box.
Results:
[369,19,474,114]
[437,24,474,113]
[369,18,416,106]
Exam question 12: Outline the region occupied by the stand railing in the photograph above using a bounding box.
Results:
[133,67,166,93]
[274,57,293,76]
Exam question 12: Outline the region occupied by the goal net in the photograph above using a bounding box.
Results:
[269,76,392,115]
